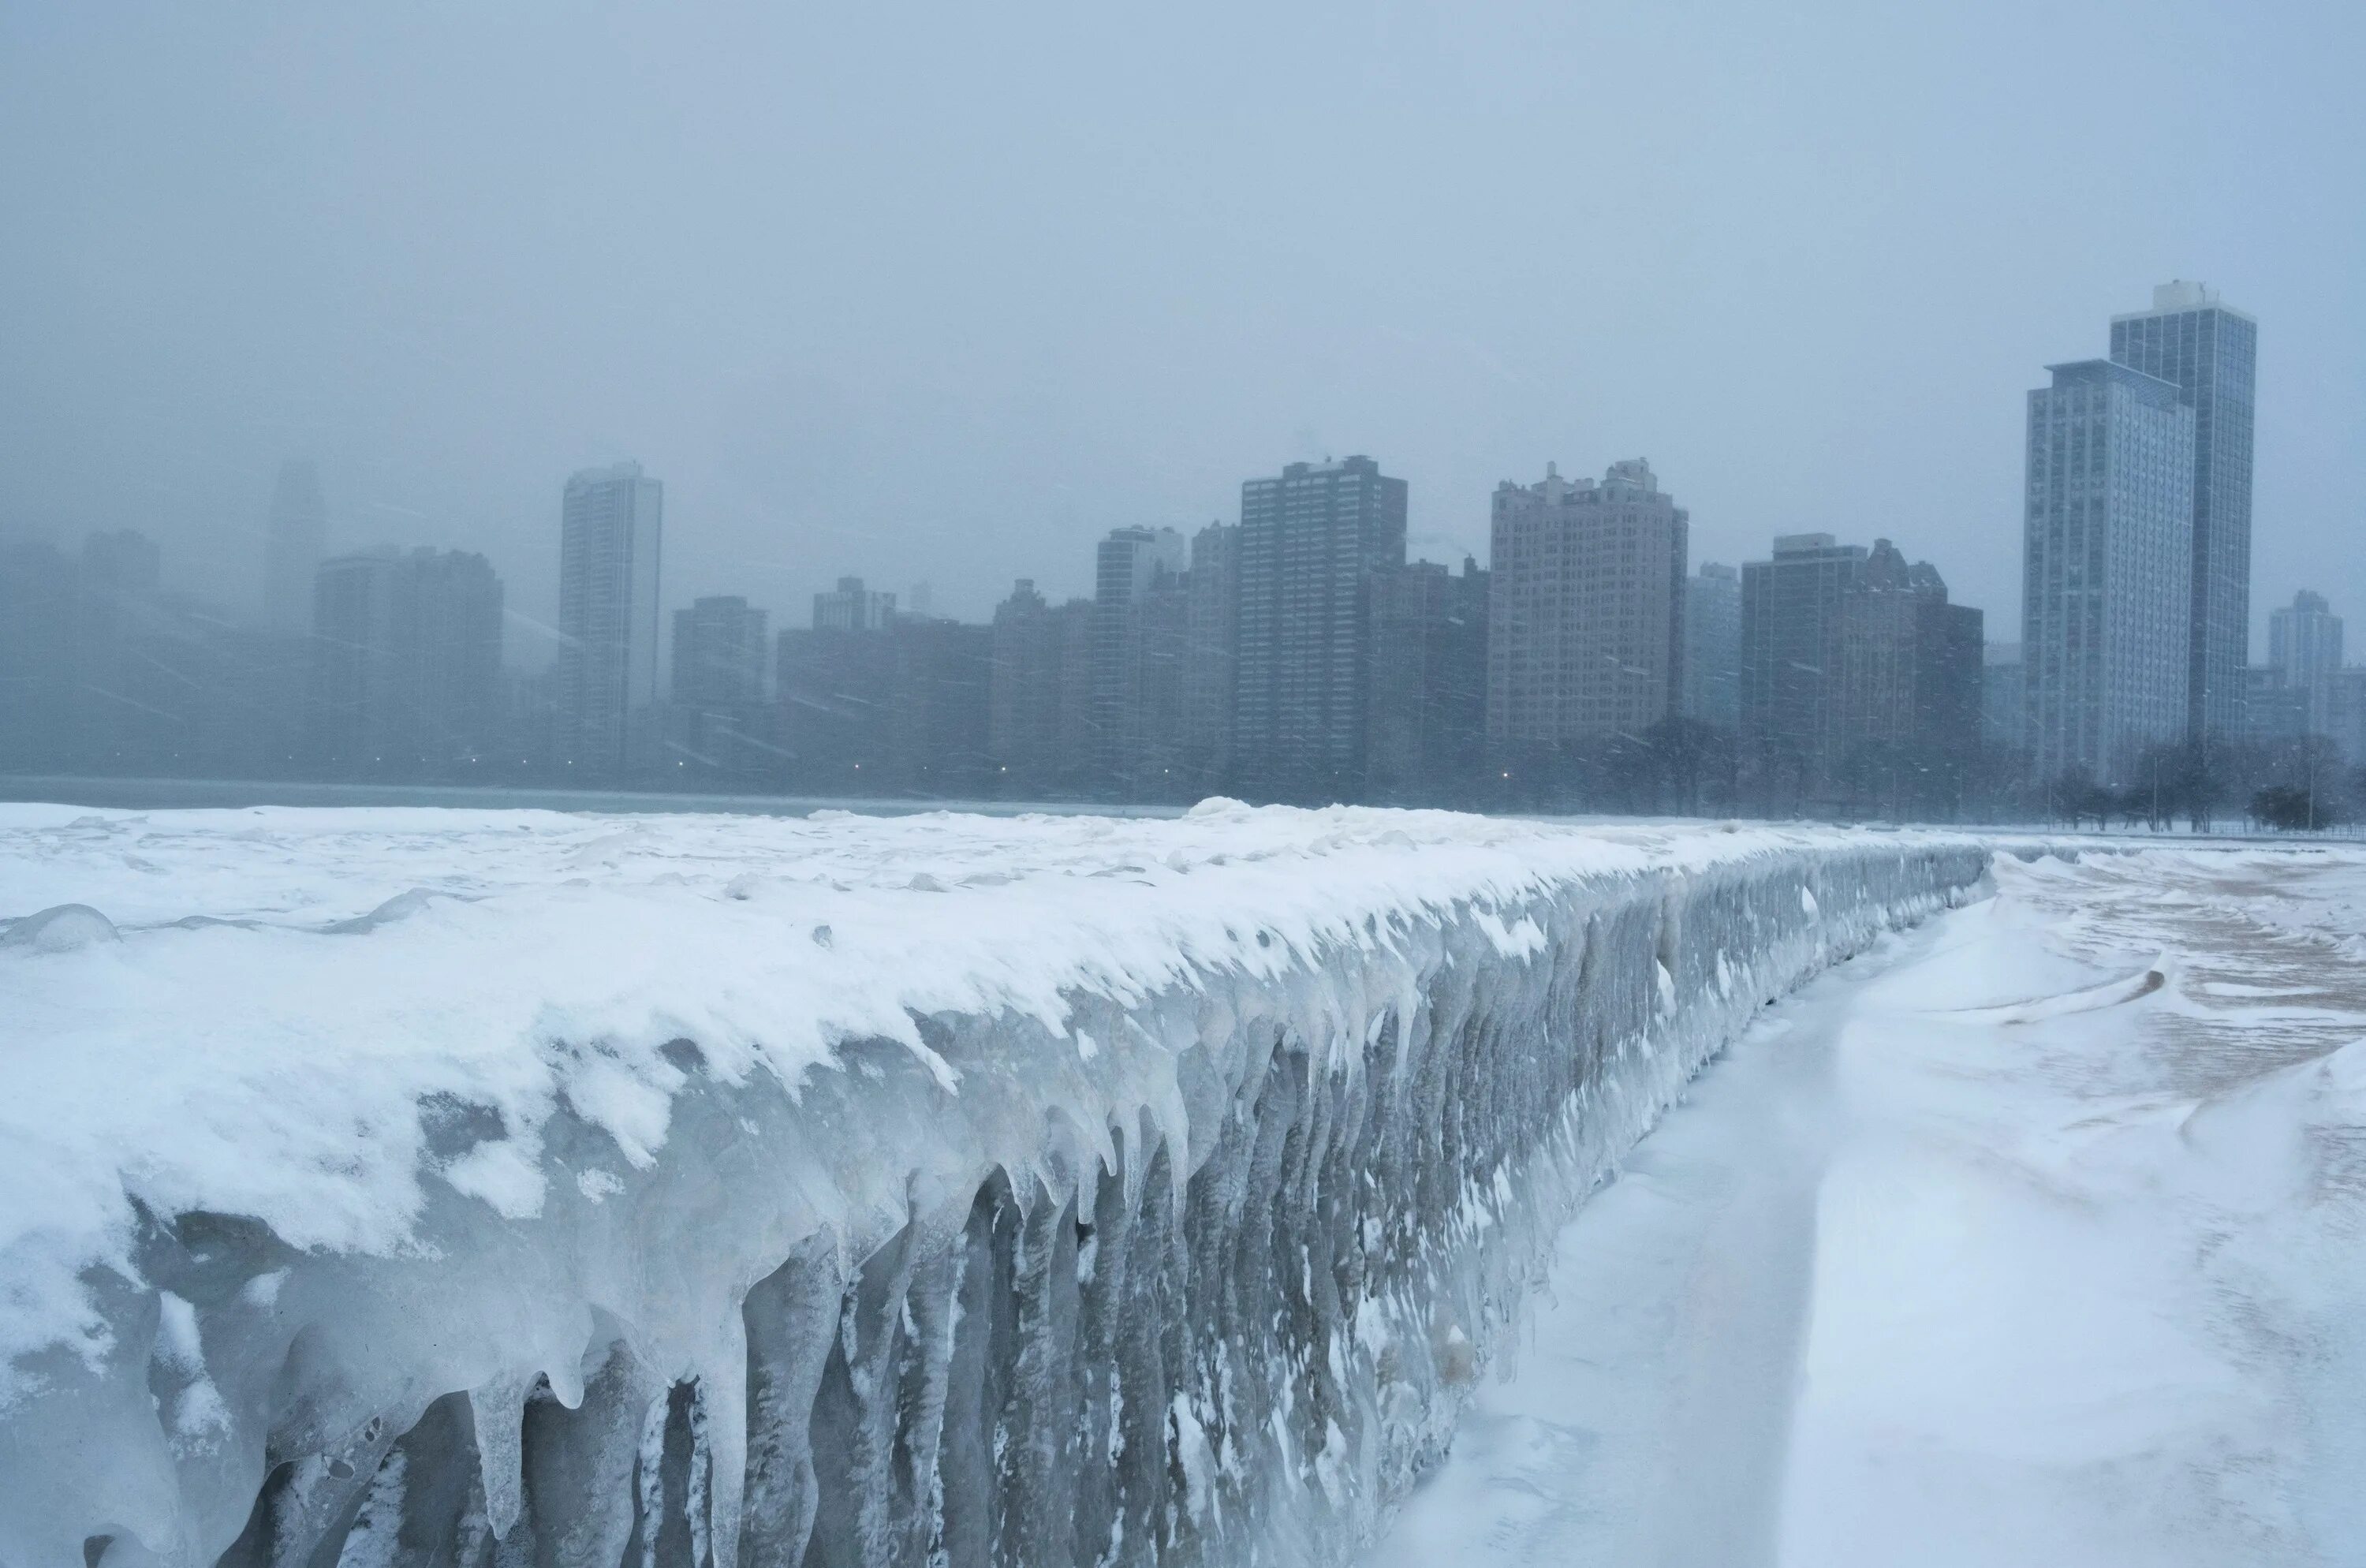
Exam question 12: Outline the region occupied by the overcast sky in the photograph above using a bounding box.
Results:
[2,0,2359,668]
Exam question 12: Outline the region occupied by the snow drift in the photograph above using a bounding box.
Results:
[0,803,1988,1568]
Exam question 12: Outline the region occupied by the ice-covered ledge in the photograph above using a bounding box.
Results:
[0,802,1989,1568]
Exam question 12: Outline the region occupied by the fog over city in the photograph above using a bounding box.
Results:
[4,0,2359,648]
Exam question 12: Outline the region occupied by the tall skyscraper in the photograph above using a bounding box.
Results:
[1092,527,1190,791]
[556,461,663,775]
[1681,562,1741,731]
[263,461,327,634]
[1366,556,1487,802]
[309,547,503,771]
[2021,360,2195,786]
[1741,534,1867,811]
[988,579,1067,790]
[2109,282,2257,745]
[1181,521,1240,791]
[1487,460,1689,759]
[1982,642,2026,753]
[1235,457,1407,799]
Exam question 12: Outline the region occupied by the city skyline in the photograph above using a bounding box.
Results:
[2,5,2357,659]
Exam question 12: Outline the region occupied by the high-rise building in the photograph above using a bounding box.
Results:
[1235,457,1407,799]
[2021,359,2195,786]
[1181,522,1240,792]
[1741,534,1868,811]
[2267,589,2343,712]
[813,577,897,632]
[310,547,504,772]
[1681,562,1741,731]
[556,461,663,776]
[1741,534,1980,814]
[1092,527,1190,793]
[263,461,327,634]
[1366,557,1488,803]
[2109,282,2257,745]
[1982,642,2026,753]
[1835,541,1983,816]
[1487,460,1689,760]
[670,595,771,775]
[988,580,1068,791]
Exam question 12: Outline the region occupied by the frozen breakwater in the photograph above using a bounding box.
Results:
[0,803,1987,1568]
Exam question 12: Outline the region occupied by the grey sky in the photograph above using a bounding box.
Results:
[2,0,2359,669]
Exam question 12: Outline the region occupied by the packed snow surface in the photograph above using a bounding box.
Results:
[1371,843,2366,1566]
[0,802,1987,1567]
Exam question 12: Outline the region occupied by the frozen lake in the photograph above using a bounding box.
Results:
[1371,844,2366,1566]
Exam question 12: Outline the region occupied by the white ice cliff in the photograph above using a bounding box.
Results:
[0,803,1988,1568]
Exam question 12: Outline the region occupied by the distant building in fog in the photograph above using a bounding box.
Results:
[311,547,504,772]
[2021,359,2193,786]
[1366,557,1487,801]
[670,595,770,775]
[1181,521,1240,791]
[1235,456,1407,799]
[813,577,896,632]
[988,579,1072,791]
[1092,526,1190,795]
[2268,590,2343,683]
[556,461,663,776]
[1681,562,1740,731]
[1740,534,1869,811]
[1982,642,2025,752]
[1487,460,1689,760]
[1834,540,1983,816]
[263,461,327,634]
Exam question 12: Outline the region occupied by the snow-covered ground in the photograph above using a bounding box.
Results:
[0,802,1986,1568]
[1371,844,2366,1566]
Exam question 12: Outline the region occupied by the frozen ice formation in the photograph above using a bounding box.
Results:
[0,802,1987,1568]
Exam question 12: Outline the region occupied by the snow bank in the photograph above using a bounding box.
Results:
[0,803,1987,1568]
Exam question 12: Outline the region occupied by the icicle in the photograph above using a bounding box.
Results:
[468,1374,535,1540]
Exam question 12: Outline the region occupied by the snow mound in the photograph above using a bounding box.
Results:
[0,803,1988,1568]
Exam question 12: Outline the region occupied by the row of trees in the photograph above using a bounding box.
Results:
[2039,736,2356,834]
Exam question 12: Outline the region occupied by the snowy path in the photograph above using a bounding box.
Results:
[1370,847,2366,1567]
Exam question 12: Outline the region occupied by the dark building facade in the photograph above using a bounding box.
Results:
[1181,521,1240,793]
[670,595,771,776]
[1365,557,1488,803]
[1742,535,1980,816]
[1092,527,1190,797]
[1681,561,1741,732]
[309,547,505,775]
[1235,456,1407,800]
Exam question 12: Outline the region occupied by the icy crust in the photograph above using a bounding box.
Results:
[0,803,1987,1568]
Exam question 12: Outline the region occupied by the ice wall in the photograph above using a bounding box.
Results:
[0,805,1988,1568]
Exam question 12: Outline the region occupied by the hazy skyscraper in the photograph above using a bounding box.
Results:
[2267,589,2342,691]
[671,595,770,774]
[556,461,663,775]
[2109,282,2256,746]
[1487,460,1689,757]
[1741,533,1867,811]
[813,577,897,632]
[1235,457,1407,798]
[2021,360,2194,786]
[262,461,327,634]
[1181,521,1241,791]
[1092,526,1189,792]
[1366,556,1487,802]
[310,547,503,771]
[988,579,1067,790]
[1681,562,1741,731]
